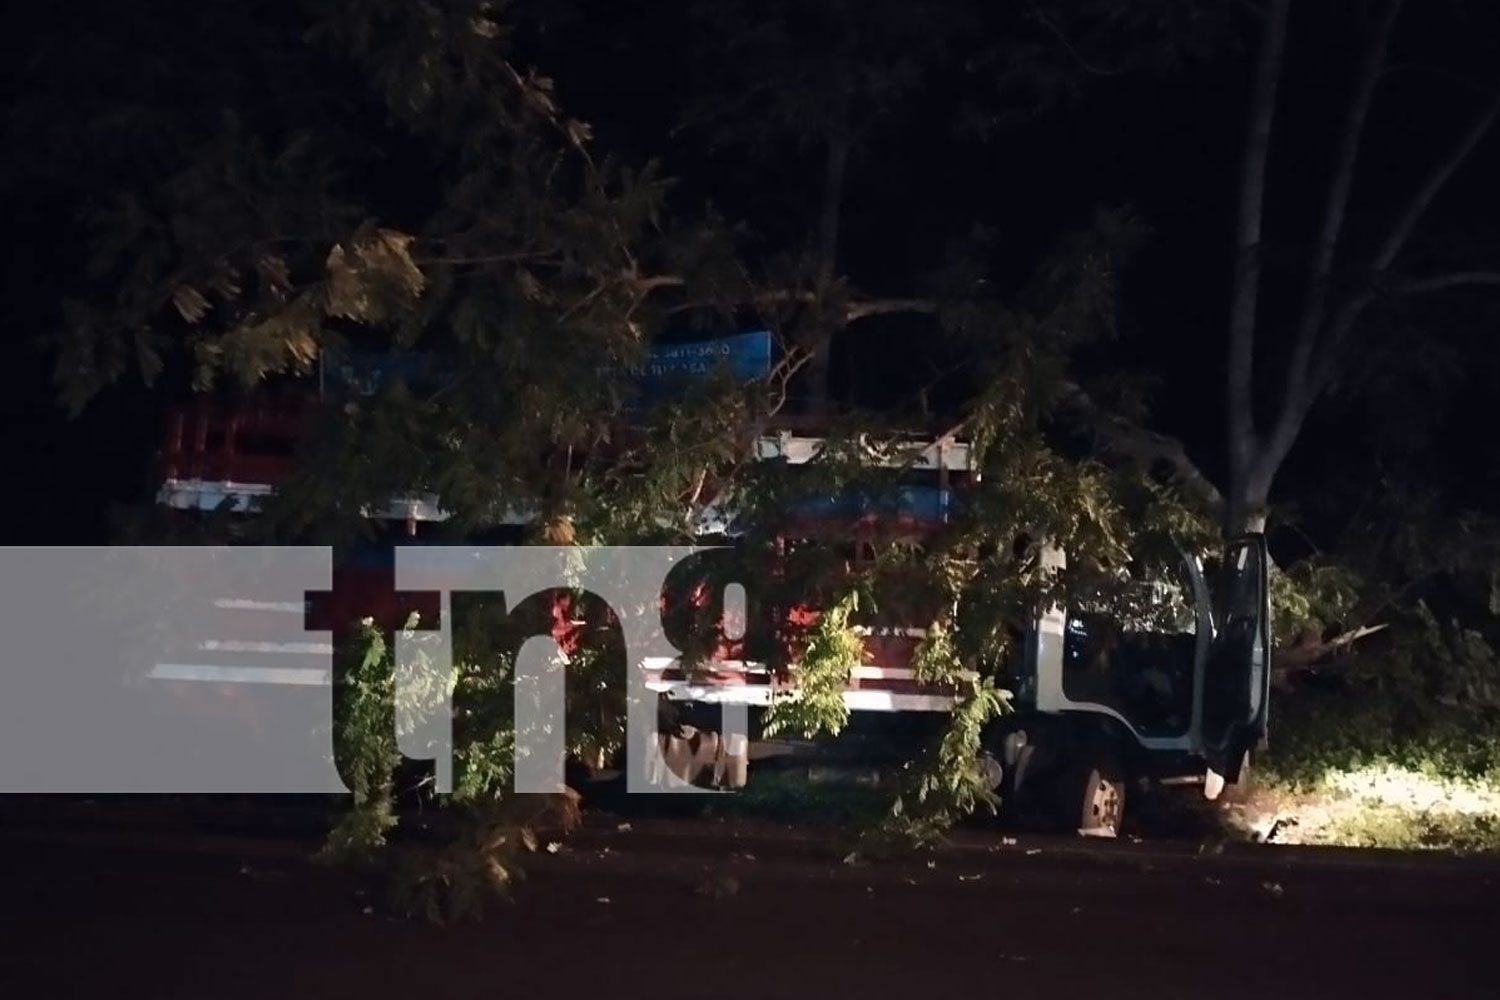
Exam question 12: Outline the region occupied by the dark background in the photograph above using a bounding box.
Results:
[3,0,1497,546]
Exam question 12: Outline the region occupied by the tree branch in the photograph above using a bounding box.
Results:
[844,297,939,321]
[816,134,850,288]
[630,274,687,295]
[660,287,809,318]
[1273,623,1389,675]
[1027,5,1125,78]
[1307,0,1401,290]
[1396,270,1500,295]
[662,290,940,323]
[1260,0,1401,486]
[1309,92,1500,390]
[1308,289,1375,392]
[1371,88,1500,271]
[1226,0,1291,502]
[1382,62,1500,100]
[763,347,815,417]
[1056,379,1225,516]
[418,250,560,267]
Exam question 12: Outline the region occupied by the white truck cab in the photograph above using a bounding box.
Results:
[992,533,1271,835]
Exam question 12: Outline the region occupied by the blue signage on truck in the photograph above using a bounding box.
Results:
[325,330,773,402]
[600,329,773,407]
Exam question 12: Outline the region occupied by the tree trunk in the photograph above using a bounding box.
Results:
[1229,505,1268,536]
[1222,0,1289,540]
[799,132,852,419]
[816,134,850,289]
[1226,470,1270,536]
[800,340,834,419]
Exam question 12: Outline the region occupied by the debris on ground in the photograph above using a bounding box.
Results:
[695,874,740,899]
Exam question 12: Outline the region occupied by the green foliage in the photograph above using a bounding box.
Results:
[762,591,864,739]
[34,0,1303,903]
[676,0,968,157]
[1321,806,1500,854]
[1380,603,1500,722]
[702,768,888,827]
[319,620,401,863]
[865,677,1010,851]
[1269,558,1362,646]
[912,619,963,684]
[388,834,517,925]
[1249,612,1500,853]
[318,604,594,920]
[1261,603,1500,790]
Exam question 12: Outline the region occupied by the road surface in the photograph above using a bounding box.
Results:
[2,813,1497,999]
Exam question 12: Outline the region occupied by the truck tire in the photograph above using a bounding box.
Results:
[1061,760,1127,837]
[995,742,1037,826]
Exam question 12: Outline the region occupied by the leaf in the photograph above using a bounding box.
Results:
[515,268,545,302]
[323,244,366,320]
[256,254,292,299]
[172,285,211,324]
[284,325,319,366]
[363,228,425,300]
[207,263,243,301]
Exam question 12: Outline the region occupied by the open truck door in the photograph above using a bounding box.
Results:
[1197,534,1271,796]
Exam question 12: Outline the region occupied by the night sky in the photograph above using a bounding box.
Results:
[3,0,1498,547]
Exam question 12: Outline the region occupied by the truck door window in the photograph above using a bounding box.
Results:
[1062,560,1198,738]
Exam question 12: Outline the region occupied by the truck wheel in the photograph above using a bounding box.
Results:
[995,742,1037,827]
[1064,761,1127,837]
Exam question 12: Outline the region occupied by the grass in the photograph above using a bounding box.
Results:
[698,766,892,827]
[1215,682,1500,853]
[1221,761,1500,854]
[1320,803,1500,852]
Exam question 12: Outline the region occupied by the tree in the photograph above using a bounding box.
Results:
[559,0,1240,419]
[1220,0,1500,534]
[16,0,1228,914]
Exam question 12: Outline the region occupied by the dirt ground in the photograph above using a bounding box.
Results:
[2,811,1498,999]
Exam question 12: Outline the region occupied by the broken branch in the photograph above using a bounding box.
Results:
[1396,270,1500,295]
[1056,378,1225,516]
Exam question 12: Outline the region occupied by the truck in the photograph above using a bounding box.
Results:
[149,336,1270,837]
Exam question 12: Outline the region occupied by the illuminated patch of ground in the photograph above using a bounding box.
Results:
[1220,764,1500,852]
